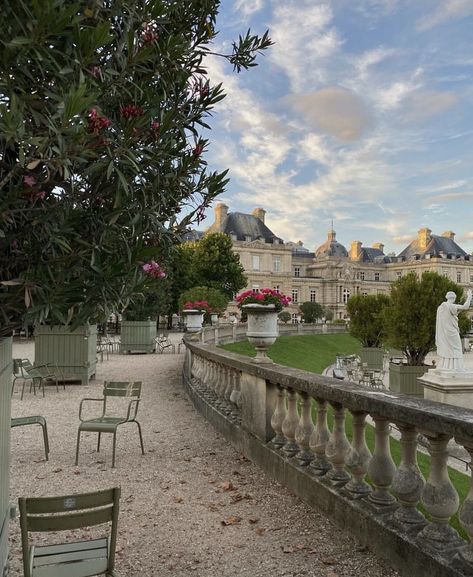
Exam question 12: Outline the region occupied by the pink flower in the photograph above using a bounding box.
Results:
[35,191,46,200]
[120,104,143,119]
[88,108,111,134]
[235,288,291,312]
[89,66,101,78]
[142,260,166,279]
[23,175,36,187]
[193,144,204,157]
[141,25,159,44]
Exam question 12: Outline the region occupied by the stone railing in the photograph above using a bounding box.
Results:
[182,333,473,577]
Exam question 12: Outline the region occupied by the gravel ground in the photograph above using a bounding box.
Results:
[8,339,399,577]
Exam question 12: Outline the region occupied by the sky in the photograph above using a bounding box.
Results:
[197,0,473,256]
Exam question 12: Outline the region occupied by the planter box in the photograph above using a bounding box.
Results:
[35,325,97,385]
[0,337,12,577]
[120,320,157,354]
[388,362,427,397]
[359,347,385,370]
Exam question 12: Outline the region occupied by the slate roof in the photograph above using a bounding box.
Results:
[181,229,204,242]
[315,230,348,258]
[360,247,391,263]
[398,235,468,259]
[208,211,283,243]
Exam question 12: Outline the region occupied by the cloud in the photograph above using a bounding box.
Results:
[287,87,374,142]
[417,0,473,31]
[393,234,415,244]
[268,1,343,90]
[401,91,458,122]
[428,191,473,202]
[354,0,400,19]
[234,0,264,18]
[354,46,398,78]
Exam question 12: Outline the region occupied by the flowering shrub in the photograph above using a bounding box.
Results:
[236,289,291,312]
[183,300,211,312]
[142,261,166,279]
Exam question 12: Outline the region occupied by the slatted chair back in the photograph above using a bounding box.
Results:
[103,381,142,398]
[19,487,120,577]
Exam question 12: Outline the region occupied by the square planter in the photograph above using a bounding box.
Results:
[120,320,157,354]
[388,362,427,397]
[35,325,97,385]
[0,337,12,577]
[359,347,385,370]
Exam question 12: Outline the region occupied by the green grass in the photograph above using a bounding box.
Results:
[221,333,470,537]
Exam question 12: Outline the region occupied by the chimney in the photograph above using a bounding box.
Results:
[417,228,432,250]
[252,208,266,223]
[372,242,384,252]
[350,240,362,261]
[442,231,455,240]
[214,202,228,230]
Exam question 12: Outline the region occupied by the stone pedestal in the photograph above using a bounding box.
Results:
[419,368,473,410]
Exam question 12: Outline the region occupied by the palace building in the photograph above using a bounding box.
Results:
[205,203,473,321]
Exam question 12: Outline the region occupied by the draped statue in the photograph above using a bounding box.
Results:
[435,289,472,370]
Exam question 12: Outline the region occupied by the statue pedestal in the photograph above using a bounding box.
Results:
[419,368,473,410]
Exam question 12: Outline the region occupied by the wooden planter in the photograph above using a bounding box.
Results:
[35,325,97,385]
[120,320,157,354]
[388,362,427,397]
[0,337,12,577]
[359,347,385,370]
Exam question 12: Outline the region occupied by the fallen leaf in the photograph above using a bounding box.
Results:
[73,470,81,475]
[248,518,259,524]
[282,546,294,554]
[172,496,183,504]
[255,527,265,536]
[321,555,338,565]
[221,515,242,526]
[216,480,236,492]
[53,468,63,473]
[230,493,243,503]
[207,503,220,512]
[327,572,339,577]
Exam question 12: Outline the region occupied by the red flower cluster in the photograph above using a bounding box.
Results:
[88,108,111,134]
[236,288,291,312]
[183,300,211,312]
[142,25,159,44]
[142,261,166,279]
[120,104,143,119]
[193,143,204,157]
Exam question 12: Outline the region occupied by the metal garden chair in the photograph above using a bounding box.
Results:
[11,416,50,461]
[19,487,121,577]
[75,381,145,468]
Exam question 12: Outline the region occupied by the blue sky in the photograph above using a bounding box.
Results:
[198,0,473,256]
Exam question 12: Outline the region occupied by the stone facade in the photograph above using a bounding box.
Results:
[205,203,473,320]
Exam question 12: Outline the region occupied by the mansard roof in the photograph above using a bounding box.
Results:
[209,211,283,243]
[359,247,391,263]
[398,234,468,260]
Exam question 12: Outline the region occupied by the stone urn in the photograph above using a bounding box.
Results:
[182,309,204,333]
[243,304,279,362]
[210,312,219,325]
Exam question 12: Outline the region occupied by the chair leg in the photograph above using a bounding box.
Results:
[41,422,49,461]
[21,380,26,401]
[97,432,101,452]
[112,433,117,468]
[75,430,81,466]
[135,421,145,455]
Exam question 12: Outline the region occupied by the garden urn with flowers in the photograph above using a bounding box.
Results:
[236,289,291,362]
[182,301,211,333]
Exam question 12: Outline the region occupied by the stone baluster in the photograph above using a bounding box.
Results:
[326,402,350,483]
[368,415,396,506]
[282,388,299,456]
[222,366,233,414]
[215,363,226,407]
[295,392,315,465]
[309,398,331,475]
[191,355,201,387]
[270,384,287,448]
[456,442,473,565]
[391,424,425,524]
[203,359,213,399]
[345,411,372,496]
[419,433,461,546]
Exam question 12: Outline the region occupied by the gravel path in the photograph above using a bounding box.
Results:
[8,339,399,577]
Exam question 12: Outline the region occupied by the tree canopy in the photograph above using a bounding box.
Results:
[346,293,390,348]
[0,1,271,336]
[299,301,324,324]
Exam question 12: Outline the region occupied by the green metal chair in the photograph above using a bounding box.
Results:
[11,416,50,461]
[19,487,121,577]
[75,381,145,468]
[11,358,61,400]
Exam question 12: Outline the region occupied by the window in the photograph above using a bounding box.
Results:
[374,272,380,281]
[358,271,365,281]
[292,289,299,304]
[310,289,317,303]
[273,256,281,272]
[443,268,449,277]
[252,284,260,292]
[291,313,299,324]
[457,271,462,283]
[245,235,252,242]
[342,288,350,304]
[294,267,300,278]
[273,285,280,293]
[470,272,473,283]
[362,291,368,296]
[252,255,260,270]
[396,272,402,280]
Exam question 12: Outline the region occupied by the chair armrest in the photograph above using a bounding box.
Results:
[79,398,105,421]
[126,399,140,421]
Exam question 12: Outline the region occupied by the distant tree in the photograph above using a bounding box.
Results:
[299,301,324,324]
[323,307,334,321]
[346,294,390,348]
[459,311,471,338]
[384,271,464,366]
[178,286,228,314]
[278,311,291,324]
[192,233,247,299]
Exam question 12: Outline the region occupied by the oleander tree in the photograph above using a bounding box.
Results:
[0,0,271,337]
[346,293,390,348]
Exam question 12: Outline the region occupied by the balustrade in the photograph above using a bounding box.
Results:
[184,338,473,576]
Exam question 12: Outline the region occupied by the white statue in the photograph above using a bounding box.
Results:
[435,289,472,370]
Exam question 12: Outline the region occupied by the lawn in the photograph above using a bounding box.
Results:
[221,333,470,537]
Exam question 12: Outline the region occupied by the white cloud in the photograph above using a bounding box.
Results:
[354,46,398,78]
[401,91,458,122]
[375,69,424,110]
[417,0,473,31]
[234,0,264,18]
[287,87,374,142]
